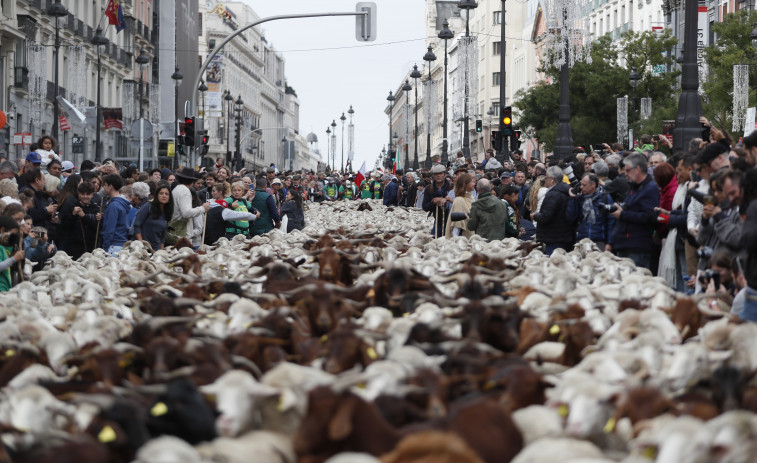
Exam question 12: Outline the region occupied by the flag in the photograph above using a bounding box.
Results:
[354,161,367,189]
[105,0,126,33]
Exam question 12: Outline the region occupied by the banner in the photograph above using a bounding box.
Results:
[59,115,70,131]
[205,55,224,117]
[102,108,123,130]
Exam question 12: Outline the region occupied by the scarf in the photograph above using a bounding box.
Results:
[659,183,688,288]
[581,189,602,224]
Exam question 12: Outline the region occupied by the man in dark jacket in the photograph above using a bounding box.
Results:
[20,169,56,229]
[422,164,453,237]
[467,179,509,241]
[609,153,660,270]
[739,168,757,321]
[566,173,615,251]
[533,166,573,255]
[383,175,400,206]
[250,177,281,236]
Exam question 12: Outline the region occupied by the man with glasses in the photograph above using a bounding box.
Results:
[608,153,660,269]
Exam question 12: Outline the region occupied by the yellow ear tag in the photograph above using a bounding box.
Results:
[151,402,168,417]
[483,380,497,391]
[366,347,378,360]
[603,417,616,434]
[557,404,569,418]
[549,325,561,335]
[356,382,367,389]
[403,312,410,317]
[320,335,328,343]
[5,349,15,357]
[277,395,285,411]
[209,293,217,299]
[641,446,657,459]
[366,289,375,299]
[98,425,117,443]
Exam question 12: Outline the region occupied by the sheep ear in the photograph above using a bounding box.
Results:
[328,397,355,441]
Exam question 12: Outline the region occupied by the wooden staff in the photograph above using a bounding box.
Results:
[94,195,106,249]
[200,207,208,248]
[435,205,441,240]
[16,230,24,283]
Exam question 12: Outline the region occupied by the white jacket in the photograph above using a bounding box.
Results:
[171,184,206,238]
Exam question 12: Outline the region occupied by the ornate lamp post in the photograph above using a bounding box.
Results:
[629,67,640,148]
[410,65,422,170]
[135,48,150,171]
[46,0,68,140]
[386,90,395,167]
[326,125,332,171]
[171,67,183,169]
[198,80,208,117]
[402,79,412,169]
[673,0,704,152]
[423,46,437,168]
[438,20,454,164]
[458,0,478,160]
[224,90,233,166]
[339,112,346,172]
[347,105,355,171]
[331,119,337,171]
[234,95,243,171]
[393,132,399,170]
[92,26,108,163]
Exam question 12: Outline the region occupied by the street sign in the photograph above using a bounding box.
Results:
[13,133,32,146]
[72,136,84,154]
[130,118,153,141]
[355,2,377,42]
[168,142,175,157]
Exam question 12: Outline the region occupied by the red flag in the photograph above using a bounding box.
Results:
[105,0,126,32]
[353,161,367,189]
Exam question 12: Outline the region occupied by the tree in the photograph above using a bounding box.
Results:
[514,30,678,152]
[702,10,757,134]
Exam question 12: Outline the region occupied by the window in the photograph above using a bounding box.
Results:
[491,103,500,117]
[493,41,501,55]
[493,72,501,86]
[493,11,502,24]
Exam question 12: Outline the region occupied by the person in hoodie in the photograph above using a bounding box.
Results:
[533,166,574,255]
[100,174,132,256]
[466,178,508,241]
[204,184,259,245]
[609,153,660,270]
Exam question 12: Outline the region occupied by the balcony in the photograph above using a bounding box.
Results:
[14,67,28,89]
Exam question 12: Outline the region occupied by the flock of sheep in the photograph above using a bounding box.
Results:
[0,199,754,463]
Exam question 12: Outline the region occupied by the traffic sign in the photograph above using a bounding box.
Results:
[130,118,153,141]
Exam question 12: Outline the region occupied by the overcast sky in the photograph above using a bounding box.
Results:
[247,0,427,172]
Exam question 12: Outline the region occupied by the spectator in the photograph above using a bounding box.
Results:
[635,134,655,154]
[250,177,281,236]
[308,180,323,203]
[532,166,573,254]
[466,178,508,241]
[566,173,615,251]
[339,179,357,200]
[383,175,400,206]
[0,216,24,291]
[513,170,530,216]
[0,161,18,182]
[609,153,660,269]
[17,152,42,189]
[280,189,305,232]
[59,181,100,259]
[698,169,745,257]
[659,154,697,290]
[20,169,56,229]
[224,181,256,238]
[501,185,522,238]
[483,150,502,171]
[36,135,61,165]
[101,174,132,256]
[56,174,82,254]
[369,172,384,199]
[651,162,678,275]
[445,172,475,238]
[150,168,162,182]
[605,155,629,203]
[739,168,757,321]
[168,168,210,245]
[593,160,609,186]
[132,182,151,210]
[422,164,453,237]
[204,184,259,245]
[24,225,55,271]
[134,184,173,251]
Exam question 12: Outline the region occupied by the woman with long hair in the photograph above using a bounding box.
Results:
[134,184,174,251]
[57,174,82,254]
[445,173,475,238]
[280,188,305,232]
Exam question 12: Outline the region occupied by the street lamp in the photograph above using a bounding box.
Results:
[438,20,454,165]
[171,67,183,169]
[629,67,640,148]
[487,106,495,150]
[423,46,437,168]
[458,0,478,161]
[224,90,233,166]
[198,80,208,117]
[410,65,422,170]
[46,0,68,141]
[386,90,395,169]
[751,24,757,117]
[135,48,150,171]
[234,95,243,172]
[340,112,346,172]
[326,125,332,171]
[331,119,337,171]
[402,79,412,170]
[92,26,108,163]
[347,105,355,171]
[672,0,703,152]
[393,132,399,170]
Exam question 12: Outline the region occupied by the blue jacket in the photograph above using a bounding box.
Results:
[383,179,399,206]
[612,175,660,253]
[566,188,616,244]
[101,196,132,250]
[133,204,168,251]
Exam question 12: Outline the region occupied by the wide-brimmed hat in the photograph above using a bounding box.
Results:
[272,178,283,186]
[175,167,197,181]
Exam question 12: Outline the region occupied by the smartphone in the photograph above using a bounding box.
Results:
[703,195,716,206]
[592,144,605,152]
[736,257,744,276]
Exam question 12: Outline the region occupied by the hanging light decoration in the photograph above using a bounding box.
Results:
[66,45,87,108]
[640,97,652,120]
[733,64,749,132]
[543,0,592,68]
[617,97,628,146]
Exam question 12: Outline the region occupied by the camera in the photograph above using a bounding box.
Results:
[698,269,721,289]
[450,212,469,222]
[563,165,580,194]
[687,189,715,205]
[701,123,711,141]
[600,203,619,213]
[696,246,713,260]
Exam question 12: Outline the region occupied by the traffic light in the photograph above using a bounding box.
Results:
[510,127,522,151]
[475,119,482,133]
[491,130,501,151]
[501,106,512,136]
[182,117,195,146]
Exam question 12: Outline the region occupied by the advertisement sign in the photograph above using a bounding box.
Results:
[205,55,224,118]
[103,108,124,130]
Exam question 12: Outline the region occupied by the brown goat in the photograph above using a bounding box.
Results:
[381,431,485,463]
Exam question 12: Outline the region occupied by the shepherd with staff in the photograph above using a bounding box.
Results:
[422,164,453,238]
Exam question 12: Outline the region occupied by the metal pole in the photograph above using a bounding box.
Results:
[553,9,574,160]
[52,20,60,140]
[498,0,510,162]
[462,15,471,161]
[631,86,636,148]
[413,80,419,170]
[442,39,449,164]
[138,73,144,171]
[95,52,102,163]
[226,95,231,167]
[672,0,703,152]
[341,117,345,172]
[174,85,179,169]
[426,66,432,168]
